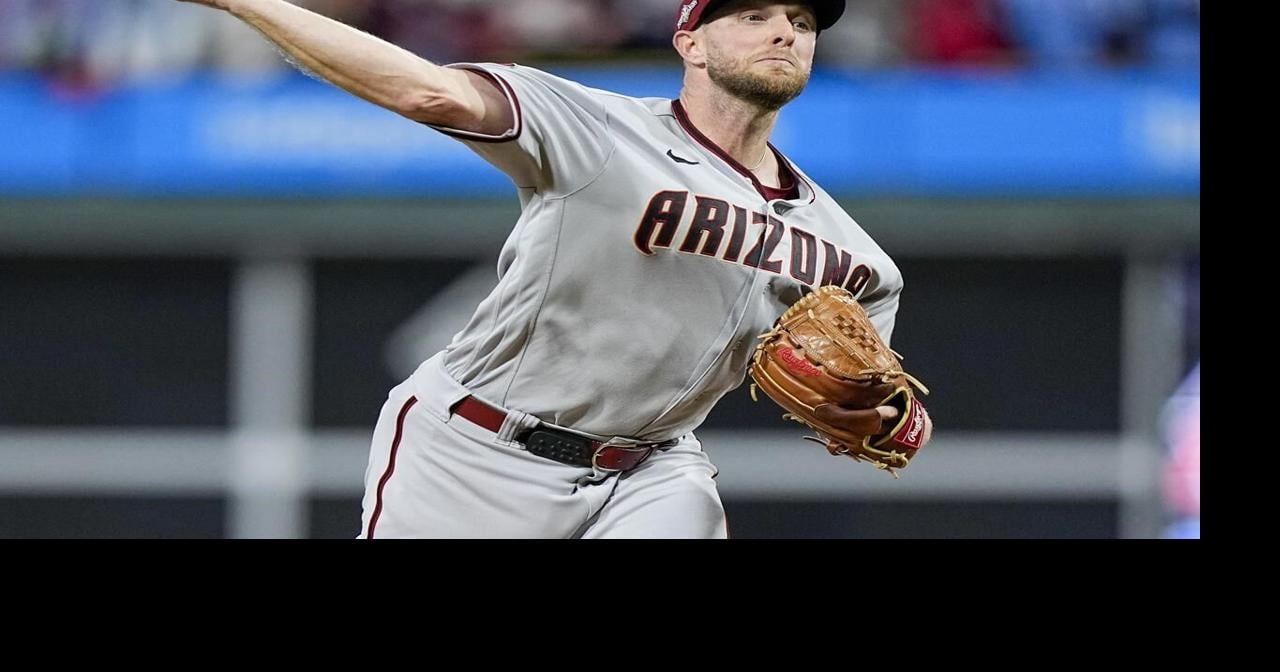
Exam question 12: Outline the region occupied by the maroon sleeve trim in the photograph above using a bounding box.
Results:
[427,65,524,144]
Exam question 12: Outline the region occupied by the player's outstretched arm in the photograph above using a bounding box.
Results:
[176,0,511,134]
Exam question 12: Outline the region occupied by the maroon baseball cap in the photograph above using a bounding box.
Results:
[674,0,846,33]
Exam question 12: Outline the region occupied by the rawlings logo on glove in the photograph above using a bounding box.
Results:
[748,285,933,477]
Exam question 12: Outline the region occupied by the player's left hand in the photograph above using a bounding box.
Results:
[748,286,933,476]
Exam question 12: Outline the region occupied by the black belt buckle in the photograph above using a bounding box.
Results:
[523,429,594,468]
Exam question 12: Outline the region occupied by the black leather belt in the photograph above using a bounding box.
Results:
[450,395,676,472]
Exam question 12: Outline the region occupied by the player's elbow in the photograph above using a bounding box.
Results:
[394,87,474,126]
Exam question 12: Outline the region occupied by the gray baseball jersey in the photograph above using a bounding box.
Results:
[417,62,903,442]
[360,62,904,538]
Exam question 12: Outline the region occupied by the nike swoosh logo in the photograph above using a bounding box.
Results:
[667,149,700,165]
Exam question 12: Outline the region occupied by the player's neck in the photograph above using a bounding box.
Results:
[678,88,779,177]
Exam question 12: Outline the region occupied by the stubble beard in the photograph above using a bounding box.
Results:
[706,48,810,111]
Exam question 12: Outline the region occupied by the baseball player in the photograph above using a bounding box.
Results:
[179,0,915,538]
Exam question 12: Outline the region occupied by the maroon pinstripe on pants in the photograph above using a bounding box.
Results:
[364,396,418,539]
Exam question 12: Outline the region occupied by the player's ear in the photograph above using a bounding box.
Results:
[673,30,707,68]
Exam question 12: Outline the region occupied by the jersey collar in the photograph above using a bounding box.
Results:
[671,99,816,205]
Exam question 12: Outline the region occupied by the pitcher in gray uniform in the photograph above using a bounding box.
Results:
[179,0,922,538]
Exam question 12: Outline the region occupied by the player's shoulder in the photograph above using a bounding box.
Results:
[452,62,570,92]
[462,63,604,95]
[593,93,679,128]
[471,63,668,112]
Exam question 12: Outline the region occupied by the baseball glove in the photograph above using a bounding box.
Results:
[748,285,932,477]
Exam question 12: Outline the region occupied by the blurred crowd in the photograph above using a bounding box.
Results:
[0,0,1200,88]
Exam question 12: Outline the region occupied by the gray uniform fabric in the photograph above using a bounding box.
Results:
[429,63,901,440]
[359,63,901,538]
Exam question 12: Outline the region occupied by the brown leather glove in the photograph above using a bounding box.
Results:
[748,286,933,477]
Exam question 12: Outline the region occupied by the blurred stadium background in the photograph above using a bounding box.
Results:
[0,0,1200,538]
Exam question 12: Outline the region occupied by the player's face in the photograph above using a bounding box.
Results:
[701,1,818,110]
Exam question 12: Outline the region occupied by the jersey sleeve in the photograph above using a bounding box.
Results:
[427,63,614,195]
[860,264,903,346]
